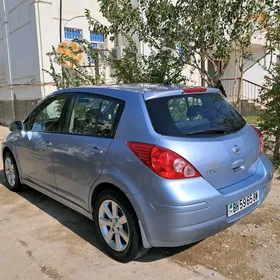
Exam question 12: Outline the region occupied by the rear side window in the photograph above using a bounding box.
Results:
[68,95,124,138]
[146,93,246,137]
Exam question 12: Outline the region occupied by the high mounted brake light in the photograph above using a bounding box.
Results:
[183,87,207,94]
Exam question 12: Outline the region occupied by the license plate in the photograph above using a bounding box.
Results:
[227,190,260,217]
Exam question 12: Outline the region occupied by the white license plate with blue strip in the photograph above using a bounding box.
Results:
[227,190,260,217]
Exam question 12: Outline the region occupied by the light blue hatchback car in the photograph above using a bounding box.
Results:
[2,85,273,262]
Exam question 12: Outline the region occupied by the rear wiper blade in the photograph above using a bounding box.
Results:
[187,128,228,136]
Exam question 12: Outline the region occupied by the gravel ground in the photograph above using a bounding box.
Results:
[0,125,279,280]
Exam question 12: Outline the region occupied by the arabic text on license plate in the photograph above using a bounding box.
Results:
[227,190,260,217]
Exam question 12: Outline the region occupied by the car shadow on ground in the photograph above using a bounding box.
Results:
[0,169,197,263]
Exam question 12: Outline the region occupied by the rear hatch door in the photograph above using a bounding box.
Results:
[158,125,259,189]
[145,92,260,189]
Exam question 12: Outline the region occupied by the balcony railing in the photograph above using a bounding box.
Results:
[221,78,266,101]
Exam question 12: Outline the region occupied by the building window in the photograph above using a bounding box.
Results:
[90,31,105,64]
[90,32,104,42]
[64,28,82,41]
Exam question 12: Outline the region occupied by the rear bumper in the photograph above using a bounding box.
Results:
[147,181,271,247]
[129,153,273,248]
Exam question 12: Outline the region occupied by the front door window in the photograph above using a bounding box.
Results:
[27,96,66,132]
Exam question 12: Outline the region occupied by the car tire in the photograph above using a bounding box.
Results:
[93,189,149,262]
[3,151,22,192]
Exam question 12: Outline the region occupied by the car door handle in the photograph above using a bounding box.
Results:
[89,146,103,155]
[232,157,245,172]
[45,141,52,148]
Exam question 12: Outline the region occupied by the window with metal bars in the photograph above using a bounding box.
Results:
[64,28,82,41]
[90,31,105,64]
[90,32,104,42]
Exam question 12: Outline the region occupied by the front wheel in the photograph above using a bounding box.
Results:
[3,152,21,192]
[93,189,148,262]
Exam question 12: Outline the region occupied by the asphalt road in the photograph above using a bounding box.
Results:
[0,126,279,280]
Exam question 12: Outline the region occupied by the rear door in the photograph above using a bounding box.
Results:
[53,93,124,209]
[146,93,260,190]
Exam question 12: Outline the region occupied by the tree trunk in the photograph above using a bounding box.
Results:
[237,72,243,106]
[235,53,244,109]
[200,46,206,86]
[95,55,100,84]
[232,49,238,100]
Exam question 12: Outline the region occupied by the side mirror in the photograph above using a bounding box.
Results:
[9,121,24,132]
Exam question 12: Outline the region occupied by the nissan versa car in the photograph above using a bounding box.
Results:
[2,85,273,262]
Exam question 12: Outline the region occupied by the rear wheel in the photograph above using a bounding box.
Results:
[3,152,21,192]
[93,189,148,262]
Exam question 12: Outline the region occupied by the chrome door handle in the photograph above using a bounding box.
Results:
[89,146,103,155]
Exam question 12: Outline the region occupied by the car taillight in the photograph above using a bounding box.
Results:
[253,126,264,155]
[183,87,207,93]
[126,142,200,179]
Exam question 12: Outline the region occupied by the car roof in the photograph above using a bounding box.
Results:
[54,84,221,100]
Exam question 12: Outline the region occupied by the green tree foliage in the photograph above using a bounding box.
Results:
[258,64,280,168]
[107,37,187,84]
[258,2,280,168]
[45,35,185,87]
[265,1,280,66]
[86,0,270,87]
[44,39,105,90]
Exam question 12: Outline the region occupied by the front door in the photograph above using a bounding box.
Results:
[16,95,68,193]
[53,93,124,210]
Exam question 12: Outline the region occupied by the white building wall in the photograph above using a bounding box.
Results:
[243,47,267,85]
[223,46,273,85]
[0,0,116,124]
[0,0,41,102]
[0,1,10,101]
[243,46,277,85]
[40,0,114,97]
[0,0,114,104]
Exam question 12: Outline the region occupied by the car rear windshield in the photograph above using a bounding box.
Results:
[145,93,246,137]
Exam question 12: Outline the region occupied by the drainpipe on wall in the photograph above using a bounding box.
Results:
[59,0,63,43]
[2,0,15,122]
[34,1,46,99]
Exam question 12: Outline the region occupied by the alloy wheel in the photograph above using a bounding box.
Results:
[5,157,16,187]
[98,199,130,252]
